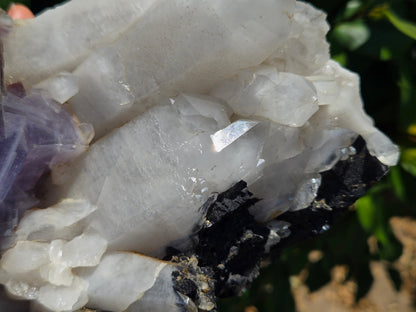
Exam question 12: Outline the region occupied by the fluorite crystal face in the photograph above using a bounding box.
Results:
[0,0,399,311]
[0,85,88,239]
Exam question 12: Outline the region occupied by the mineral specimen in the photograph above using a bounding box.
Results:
[0,0,399,311]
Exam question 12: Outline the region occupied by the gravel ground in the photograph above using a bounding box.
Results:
[291,217,416,312]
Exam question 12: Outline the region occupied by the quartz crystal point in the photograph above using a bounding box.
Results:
[0,0,400,311]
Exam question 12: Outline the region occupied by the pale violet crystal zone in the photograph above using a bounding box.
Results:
[0,0,400,311]
[0,87,87,239]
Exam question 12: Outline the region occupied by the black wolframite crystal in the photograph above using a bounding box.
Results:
[170,136,389,311]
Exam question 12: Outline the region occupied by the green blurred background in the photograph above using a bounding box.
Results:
[1,0,415,311]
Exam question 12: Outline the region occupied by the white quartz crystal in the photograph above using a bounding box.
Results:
[211,66,319,127]
[33,72,78,105]
[0,0,399,311]
[80,252,166,311]
[16,199,97,241]
[265,1,330,75]
[5,0,294,138]
[0,203,166,312]
[211,120,259,152]
[50,99,263,256]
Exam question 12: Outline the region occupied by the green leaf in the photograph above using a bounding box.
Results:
[389,167,406,202]
[342,0,363,19]
[332,52,348,66]
[379,46,392,60]
[356,195,377,233]
[408,123,416,137]
[398,66,416,132]
[384,9,416,40]
[356,193,402,261]
[401,148,416,177]
[332,20,371,50]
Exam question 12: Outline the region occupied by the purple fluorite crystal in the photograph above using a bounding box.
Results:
[0,85,86,238]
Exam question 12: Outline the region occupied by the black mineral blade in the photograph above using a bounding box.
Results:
[168,136,390,307]
[273,136,389,253]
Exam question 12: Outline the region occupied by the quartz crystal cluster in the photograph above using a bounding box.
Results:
[0,0,399,311]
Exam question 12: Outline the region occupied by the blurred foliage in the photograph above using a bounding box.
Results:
[0,0,63,14]
[0,0,415,311]
[0,0,29,10]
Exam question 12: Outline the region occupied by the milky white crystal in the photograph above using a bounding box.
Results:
[33,72,78,105]
[51,100,264,256]
[79,252,166,311]
[0,0,399,311]
[5,0,294,138]
[211,66,319,127]
[0,202,167,312]
[16,199,97,241]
